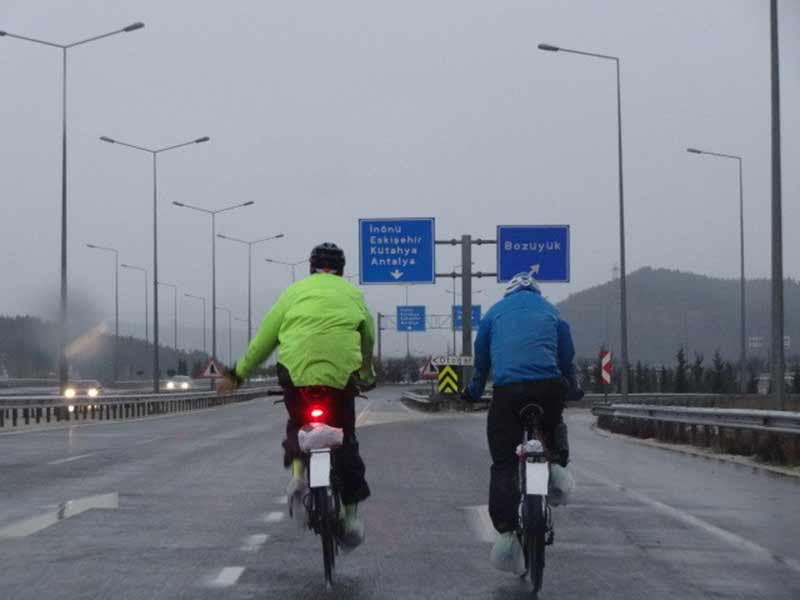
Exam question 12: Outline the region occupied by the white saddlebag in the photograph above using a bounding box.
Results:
[299,423,344,452]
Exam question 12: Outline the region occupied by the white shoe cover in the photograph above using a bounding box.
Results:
[549,464,576,506]
[490,532,526,575]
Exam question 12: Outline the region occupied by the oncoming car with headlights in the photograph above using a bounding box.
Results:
[164,375,193,391]
[62,380,103,408]
[63,379,103,399]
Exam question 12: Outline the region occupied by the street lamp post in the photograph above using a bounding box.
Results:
[264,258,307,283]
[404,286,411,358]
[686,147,747,392]
[769,0,785,408]
[539,42,630,396]
[173,201,255,364]
[0,22,144,390]
[100,135,210,393]
[86,244,119,382]
[184,293,207,355]
[217,233,284,342]
[234,316,248,357]
[216,306,232,365]
[121,263,149,347]
[158,281,179,352]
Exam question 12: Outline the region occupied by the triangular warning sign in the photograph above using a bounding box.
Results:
[199,359,225,379]
[420,358,439,381]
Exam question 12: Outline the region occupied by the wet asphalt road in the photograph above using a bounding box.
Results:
[0,387,798,599]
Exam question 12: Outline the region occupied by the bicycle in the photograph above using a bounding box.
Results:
[517,403,553,598]
[274,386,358,588]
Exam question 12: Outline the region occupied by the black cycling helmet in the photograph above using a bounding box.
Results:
[309,243,345,276]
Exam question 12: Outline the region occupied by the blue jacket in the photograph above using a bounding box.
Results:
[467,288,575,399]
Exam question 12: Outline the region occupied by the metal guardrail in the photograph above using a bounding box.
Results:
[592,403,800,435]
[0,386,279,429]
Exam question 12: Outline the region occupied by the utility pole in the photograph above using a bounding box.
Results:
[461,235,473,385]
[435,236,496,392]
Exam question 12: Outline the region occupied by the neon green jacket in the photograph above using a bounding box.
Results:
[234,273,376,389]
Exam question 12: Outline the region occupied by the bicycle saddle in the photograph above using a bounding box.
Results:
[519,403,544,421]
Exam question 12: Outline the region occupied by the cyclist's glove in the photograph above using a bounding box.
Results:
[223,367,244,390]
[460,389,479,403]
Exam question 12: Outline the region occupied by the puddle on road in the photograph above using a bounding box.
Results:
[0,492,118,538]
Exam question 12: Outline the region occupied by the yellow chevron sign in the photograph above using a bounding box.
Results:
[437,365,460,394]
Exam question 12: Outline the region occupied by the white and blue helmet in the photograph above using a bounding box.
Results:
[505,271,541,297]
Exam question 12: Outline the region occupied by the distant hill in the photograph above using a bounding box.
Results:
[0,315,208,381]
[557,267,800,365]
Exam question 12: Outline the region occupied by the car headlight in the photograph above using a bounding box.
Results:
[64,388,76,399]
[67,405,75,412]
[87,388,98,398]
[180,382,190,390]
[166,381,175,390]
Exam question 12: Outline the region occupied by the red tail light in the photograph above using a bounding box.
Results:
[309,407,326,420]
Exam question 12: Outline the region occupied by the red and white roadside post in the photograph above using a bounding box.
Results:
[601,351,612,402]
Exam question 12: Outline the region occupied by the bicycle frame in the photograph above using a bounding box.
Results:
[295,387,342,587]
[517,404,551,597]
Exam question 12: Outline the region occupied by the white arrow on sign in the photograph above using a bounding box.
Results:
[530,264,540,275]
[390,270,404,280]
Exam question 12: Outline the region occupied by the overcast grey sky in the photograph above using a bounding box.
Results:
[1,0,797,358]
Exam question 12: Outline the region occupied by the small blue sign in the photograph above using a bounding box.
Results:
[452,305,482,330]
[359,218,436,285]
[497,225,570,283]
[397,305,426,332]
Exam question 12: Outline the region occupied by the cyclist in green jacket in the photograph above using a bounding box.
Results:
[219,243,376,549]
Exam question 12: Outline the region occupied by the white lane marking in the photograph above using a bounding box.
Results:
[263,511,284,523]
[463,505,496,543]
[47,453,93,465]
[355,401,373,427]
[133,437,158,446]
[572,466,800,575]
[0,492,118,538]
[208,566,245,587]
[274,495,288,505]
[240,533,270,552]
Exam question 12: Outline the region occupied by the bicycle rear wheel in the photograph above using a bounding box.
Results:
[314,488,336,587]
[523,495,546,596]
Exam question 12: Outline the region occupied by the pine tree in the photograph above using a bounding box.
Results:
[722,362,737,393]
[674,347,689,393]
[792,362,800,394]
[691,353,705,393]
[660,365,674,392]
[635,361,646,393]
[711,350,725,393]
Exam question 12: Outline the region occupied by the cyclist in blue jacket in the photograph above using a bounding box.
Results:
[464,271,577,573]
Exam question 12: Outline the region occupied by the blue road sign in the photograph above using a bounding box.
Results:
[497,225,570,283]
[359,218,436,285]
[397,305,427,332]
[452,305,482,330]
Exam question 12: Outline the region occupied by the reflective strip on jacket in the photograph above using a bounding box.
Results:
[234,273,376,389]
